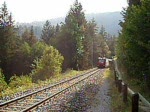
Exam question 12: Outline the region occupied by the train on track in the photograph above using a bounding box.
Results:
[97,57,109,68]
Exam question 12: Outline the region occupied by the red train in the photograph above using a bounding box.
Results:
[97,57,106,68]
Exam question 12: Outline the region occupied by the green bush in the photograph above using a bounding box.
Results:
[0,69,7,92]
[31,45,64,82]
[9,75,32,88]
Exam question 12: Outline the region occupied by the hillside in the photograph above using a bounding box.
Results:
[17,11,123,38]
[86,11,123,36]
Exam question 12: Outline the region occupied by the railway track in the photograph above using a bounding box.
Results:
[0,69,97,104]
[0,68,103,112]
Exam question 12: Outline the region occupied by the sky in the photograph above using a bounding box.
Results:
[0,0,128,23]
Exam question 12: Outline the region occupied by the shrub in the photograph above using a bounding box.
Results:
[0,69,7,92]
[9,75,32,88]
[31,45,64,82]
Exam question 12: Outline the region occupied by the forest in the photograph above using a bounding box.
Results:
[0,0,115,95]
[17,11,122,38]
[0,0,149,102]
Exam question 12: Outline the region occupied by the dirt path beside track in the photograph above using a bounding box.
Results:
[87,69,111,112]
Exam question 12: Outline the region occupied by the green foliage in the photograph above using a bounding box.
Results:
[9,75,32,88]
[0,1,112,83]
[99,25,107,40]
[0,2,13,27]
[106,35,116,57]
[128,0,141,6]
[12,42,47,75]
[22,26,37,46]
[32,42,46,58]
[117,0,150,86]
[41,20,55,45]
[11,42,33,75]
[22,28,30,43]
[21,42,32,56]
[51,1,111,70]
[0,69,7,92]
[64,0,87,70]
[83,19,97,68]
[1,69,83,98]
[96,34,111,58]
[31,45,64,82]
[1,74,32,97]
[98,26,112,58]
[29,26,38,45]
[0,2,20,81]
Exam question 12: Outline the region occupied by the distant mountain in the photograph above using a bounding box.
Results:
[85,11,123,36]
[17,11,123,38]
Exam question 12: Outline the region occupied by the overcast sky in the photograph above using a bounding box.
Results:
[0,0,128,23]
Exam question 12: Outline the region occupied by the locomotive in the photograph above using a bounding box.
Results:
[97,57,106,68]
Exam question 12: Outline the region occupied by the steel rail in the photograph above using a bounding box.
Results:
[0,68,97,110]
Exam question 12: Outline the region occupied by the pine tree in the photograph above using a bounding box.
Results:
[41,20,55,45]
[99,25,107,40]
[0,2,19,81]
[55,24,60,33]
[29,26,37,45]
[83,19,98,68]
[22,26,37,46]
[22,28,30,43]
[0,2,13,28]
[64,0,87,70]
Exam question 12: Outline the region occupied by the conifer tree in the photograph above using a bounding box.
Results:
[64,0,87,70]
[22,28,30,43]
[83,19,97,68]
[99,25,107,40]
[29,26,37,45]
[22,26,37,46]
[41,20,55,45]
[0,2,19,81]
[0,2,13,28]
[55,23,60,35]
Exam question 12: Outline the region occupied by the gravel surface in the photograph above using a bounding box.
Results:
[60,69,111,112]
[87,74,111,112]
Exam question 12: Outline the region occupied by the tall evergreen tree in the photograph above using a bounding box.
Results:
[106,35,116,56]
[55,23,60,34]
[22,28,30,43]
[0,2,19,81]
[29,26,37,45]
[83,19,97,68]
[22,26,37,46]
[41,20,55,45]
[0,2,13,28]
[64,0,87,70]
[99,25,107,40]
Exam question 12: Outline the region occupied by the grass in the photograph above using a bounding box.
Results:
[106,68,131,112]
